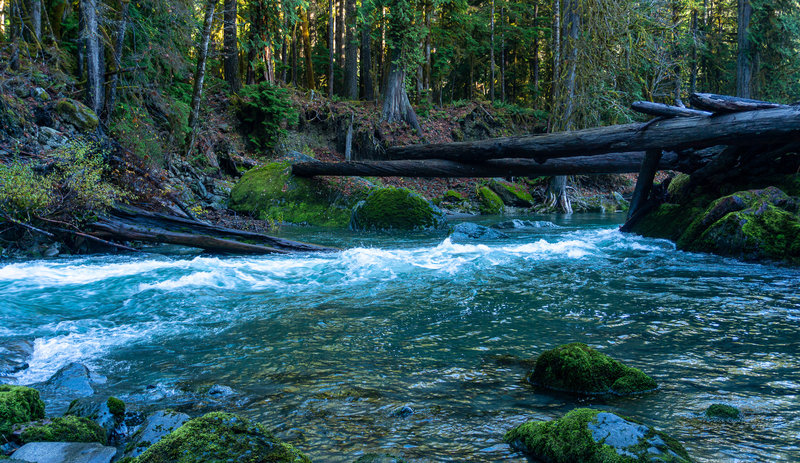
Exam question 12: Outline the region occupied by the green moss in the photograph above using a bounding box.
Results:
[477,186,504,214]
[0,385,46,440]
[107,397,125,419]
[443,190,465,202]
[504,408,692,463]
[631,203,704,241]
[20,416,106,445]
[350,187,446,231]
[704,404,741,420]
[667,174,692,204]
[134,412,311,463]
[55,98,99,131]
[230,161,351,227]
[528,343,657,396]
[489,180,534,207]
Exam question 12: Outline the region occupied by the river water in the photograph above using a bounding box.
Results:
[1,214,798,462]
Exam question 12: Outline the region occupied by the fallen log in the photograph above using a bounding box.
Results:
[688,93,789,113]
[386,107,800,163]
[630,101,712,118]
[109,205,335,253]
[292,152,681,178]
[90,219,290,254]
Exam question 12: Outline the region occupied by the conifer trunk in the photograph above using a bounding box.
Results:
[185,0,217,158]
[736,0,754,98]
[344,0,358,99]
[81,0,103,116]
[223,0,240,93]
[300,8,315,89]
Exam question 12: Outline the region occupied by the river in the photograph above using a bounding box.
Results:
[1,214,798,462]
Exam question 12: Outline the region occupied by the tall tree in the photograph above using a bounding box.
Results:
[382,0,422,132]
[185,0,218,158]
[81,0,103,116]
[344,0,358,98]
[299,6,315,89]
[223,0,240,93]
[489,0,495,103]
[104,0,129,124]
[328,0,334,97]
[360,23,375,100]
[736,0,754,98]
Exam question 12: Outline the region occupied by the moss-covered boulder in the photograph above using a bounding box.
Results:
[488,180,534,207]
[230,161,351,227]
[134,412,310,463]
[505,408,692,463]
[55,98,99,132]
[0,385,45,440]
[17,415,106,445]
[528,343,657,396]
[704,404,741,420]
[350,187,446,231]
[477,186,504,214]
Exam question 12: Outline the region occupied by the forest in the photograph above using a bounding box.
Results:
[1,0,800,462]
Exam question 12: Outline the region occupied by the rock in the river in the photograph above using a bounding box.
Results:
[230,161,352,227]
[527,343,657,396]
[505,408,692,463]
[488,180,534,208]
[0,339,34,379]
[476,186,504,215]
[492,219,559,230]
[351,187,446,231]
[450,222,508,241]
[65,397,125,443]
[354,454,409,463]
[54,99,99,132]
[704,404,741,420]
[0,385,45,440]
[122,410,189,459]
[10,442,116,463]
[134,411,311,462]
[37,363,95,398]
[16,416,106,445]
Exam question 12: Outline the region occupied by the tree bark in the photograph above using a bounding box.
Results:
[736,0,753,98]
[185,0,217,158]
[29,0,40,41]
[336,0,344,92]
[81,0,102,116]
[343,0,358,99]
[500,7,505,103]
[300,7,315,89]
[382,49,422,132]
[387,106,800,162]
[104,0,129,125]
[328,0,334,97]
[631,101,712,118]
[689,93,787,113]
[223,0,240,93]
[292,152,681,178]
[628,149,663,219]
[489,0,495,103]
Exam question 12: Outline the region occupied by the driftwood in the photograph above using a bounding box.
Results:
[292,152,681,178]
[386,107,800,163]
[689,93,790,113]
[631,101,712,118]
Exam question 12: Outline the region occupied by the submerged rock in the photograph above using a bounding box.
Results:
[449,222,508,241]
[37,363,95,398]
[134,411,311,462]
[65,397,125,443]
[230,161,353,227]
[1,385,46,441]
[10,442,116,463]
[16,415,106,445]
[704,404,741,420]
[123,410,190,459]
[493,219,559,230]
[354,454,409,463]
[505,408,692,463]
[0,339,34,379]
[527,343,657,396]
[351,187,446,231]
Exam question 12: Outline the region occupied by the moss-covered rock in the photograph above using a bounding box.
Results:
[134,412,311,463]
[55,98,99,131]
[477,186,504,214]
[528,343,657,396]
[230,161,352,227]
[0,385,45,440]
[18,415,107,445]
[442,190,465,202]
[488,180,534,207]
[350,187,446,231]
[106,397,125,419]
[704,404,741,420]
[505,408,692,463]
[667,174,692,204]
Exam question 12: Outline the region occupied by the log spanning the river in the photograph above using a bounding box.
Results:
[292,152,681,178]
[688,93,791,113]
[386,106,800,163]
[630,101,712,118]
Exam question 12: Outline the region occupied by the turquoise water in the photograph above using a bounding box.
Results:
[1,214,799,462]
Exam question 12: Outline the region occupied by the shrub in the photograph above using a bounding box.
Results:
[236,82,297,151]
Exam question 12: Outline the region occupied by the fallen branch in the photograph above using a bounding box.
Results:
[689,93,789,113]
[631,101,712,118]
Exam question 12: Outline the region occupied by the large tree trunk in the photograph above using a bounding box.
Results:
[104,0,129,125]
[736,0,754,98]
[343,0,358,99]
[185,0,217,158]
[387,106,800,163]
[489,0,495,103]
[81,0,102,116]
[360,27,374,100]
[336,0,344,92]
[223,0,240,93]
[292,151,681,178]
[382,50,422,132]
[29,0,41,41]
[327,0,334,97]
[300,7,315,89]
